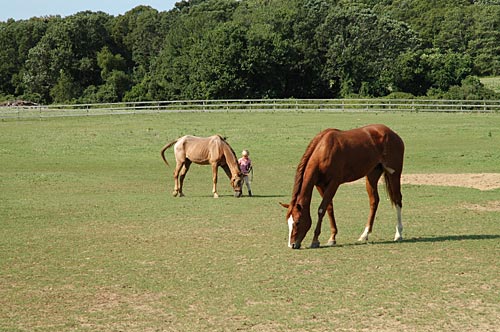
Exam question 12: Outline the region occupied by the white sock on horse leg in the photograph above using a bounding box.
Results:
[358,226,370,241]
[394,205,403,241]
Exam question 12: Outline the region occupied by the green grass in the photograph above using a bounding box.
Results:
[1,111,499,331]
[480,76,500,93]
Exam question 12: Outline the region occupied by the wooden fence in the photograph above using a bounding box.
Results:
[1,98,499,119]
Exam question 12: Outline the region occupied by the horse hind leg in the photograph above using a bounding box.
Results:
[386,173,403,241]
[394,204,403,241]
[358,166,383,242]
[172,161,184,197]
[385,174,403,241]
[177,160,191,197]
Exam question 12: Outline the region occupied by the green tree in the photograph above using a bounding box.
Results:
[50,69,80,103]
[97,46,127,80]
[148,0,239,100]
[23,11,113,103]
[111,6,174,83]
[317,3,419,97]
[96,70,131,102]
[391,49,472,96]
[468,4,500,75]
[0,18,50,98]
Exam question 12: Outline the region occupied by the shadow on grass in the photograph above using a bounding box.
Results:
[189,194,286,198]
[401,234,500,243]
[310,234,500,249]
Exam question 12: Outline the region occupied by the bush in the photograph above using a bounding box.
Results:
[441,76,499,100]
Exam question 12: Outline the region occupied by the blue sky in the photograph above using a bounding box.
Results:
[0,0,178,21]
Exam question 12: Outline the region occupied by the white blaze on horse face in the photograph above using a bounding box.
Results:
[287,216,294,248]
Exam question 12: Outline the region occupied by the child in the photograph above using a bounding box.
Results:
[238,149,253,197]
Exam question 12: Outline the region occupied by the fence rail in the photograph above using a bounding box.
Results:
[1,98,499,119]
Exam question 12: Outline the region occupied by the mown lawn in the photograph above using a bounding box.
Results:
[1,111,499,331]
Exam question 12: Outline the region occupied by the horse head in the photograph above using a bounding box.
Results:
[280,202,312,249]
[231,172,243,197]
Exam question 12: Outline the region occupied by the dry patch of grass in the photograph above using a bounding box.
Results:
[350,173,500,191]
[463,200,500,212]
[402,173,500,191]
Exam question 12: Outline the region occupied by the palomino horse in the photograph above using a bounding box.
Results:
[161,135,243,198]
[281,124,404,249]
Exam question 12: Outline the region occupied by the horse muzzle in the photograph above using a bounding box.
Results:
[291,243,301,249]
[234,191,242,198]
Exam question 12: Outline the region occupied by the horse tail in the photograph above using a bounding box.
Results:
[382,128,404,207]
[160,140,177,167]
[383,167,402,208]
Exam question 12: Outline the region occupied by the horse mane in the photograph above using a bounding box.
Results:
[218,135,240,174]
[216,134,228,141]
[289,129,332,210]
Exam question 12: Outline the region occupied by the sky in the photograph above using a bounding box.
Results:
[0,0,179,21]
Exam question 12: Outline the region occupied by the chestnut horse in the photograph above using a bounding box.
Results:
[281,124,404,249]
[161,135,242,198]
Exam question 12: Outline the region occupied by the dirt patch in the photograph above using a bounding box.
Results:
[350,173,500,191]
[402,173,500,191]
[463,201,500,212]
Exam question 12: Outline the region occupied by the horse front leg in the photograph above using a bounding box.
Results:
[311,201,337,248]
[311,183,339,248]
[211,164,219,198]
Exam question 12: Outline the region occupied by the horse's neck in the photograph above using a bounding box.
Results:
[223,147,239,176]
[293,169,317,208]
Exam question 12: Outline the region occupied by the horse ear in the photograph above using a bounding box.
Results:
[279,202,289,209]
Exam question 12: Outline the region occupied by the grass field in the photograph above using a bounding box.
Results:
[481,76,500,93]
[1,111,499,331]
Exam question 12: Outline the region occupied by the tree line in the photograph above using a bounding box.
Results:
[1,0,499,105]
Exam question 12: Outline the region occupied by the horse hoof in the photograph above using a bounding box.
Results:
[394,236,403,242]
[172,191,178,197]
[326,240,336,247]
[309,242,320,249]
[213,193,219,198]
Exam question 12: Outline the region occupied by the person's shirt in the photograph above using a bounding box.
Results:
[238,157,252,175]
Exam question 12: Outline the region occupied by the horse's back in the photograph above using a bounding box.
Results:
[312,124,404,182]
[175,135,227,165]
[348,124,405,173]
[331,124,404,152]
[175,135,210,164]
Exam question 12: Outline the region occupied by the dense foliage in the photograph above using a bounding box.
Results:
[1,0,499,104]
